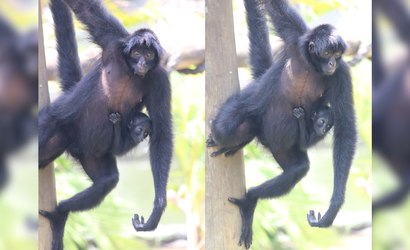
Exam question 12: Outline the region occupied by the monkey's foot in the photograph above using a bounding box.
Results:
[292,107,305,118]
[39,208,68,250]
[228,197,257,249]
[210,147,239,157]
[109,112,121,124]
[39,208,68,230]
[206,134,217,147]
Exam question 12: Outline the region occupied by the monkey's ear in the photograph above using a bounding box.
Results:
[308,41,315,53]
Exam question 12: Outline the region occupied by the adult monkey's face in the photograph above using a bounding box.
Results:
[305,24,346,76]
[122,28,164,77]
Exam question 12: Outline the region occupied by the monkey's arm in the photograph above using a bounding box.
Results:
[133,67,173,231]
[62,0,129,49]
[265,0,308,45]
[50,0,82,91]
[109,112,123,153]
[309,62,357,228]
[244,0,273,78]
[293,107,309,149]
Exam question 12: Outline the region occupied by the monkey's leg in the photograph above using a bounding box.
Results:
[208,108,257,159]
[40,154,119,250]
[39,132,69,168]
[229,149,309,249]
[39,111,69,168]
[210,140,251,157]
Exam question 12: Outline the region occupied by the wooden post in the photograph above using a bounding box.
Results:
[205,0,246,249]
[38,1,57,250]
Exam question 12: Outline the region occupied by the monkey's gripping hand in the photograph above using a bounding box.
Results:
[109,112,121,124]
[292,107,305,119]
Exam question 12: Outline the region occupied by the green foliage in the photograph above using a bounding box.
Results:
[168,71,206,244]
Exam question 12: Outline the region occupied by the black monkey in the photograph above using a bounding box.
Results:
[293,101,334,150]
[109,111,152,155]
[207,0,356,248]
[0,16,38,191]
[39,0,172,249]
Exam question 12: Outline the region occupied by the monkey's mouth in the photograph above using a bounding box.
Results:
[322,67,336,76]
[134,70,146,77]
[133,67,149,77]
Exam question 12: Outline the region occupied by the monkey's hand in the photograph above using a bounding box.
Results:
[132,201,165,232]
[206,134,218,147]
[307,209,334,227]
[228,197,258,249]
[109,112,121,124]
[292,107,305,118]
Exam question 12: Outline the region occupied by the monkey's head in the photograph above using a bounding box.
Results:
[128,115,152,143]
[122,28,164,77]
[311,107,333,136]
[301,24,346,76]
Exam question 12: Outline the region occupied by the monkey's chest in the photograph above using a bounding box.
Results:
[102,71,145,113]
[282,67,324,106]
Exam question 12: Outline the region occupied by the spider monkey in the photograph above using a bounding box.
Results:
[39,0,172,249]
[293,99,334,150]
[207,0,356,248]
[0,16,38,191]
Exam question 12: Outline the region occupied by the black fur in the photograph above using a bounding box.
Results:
[39,0,172,249]
[207,0,356,248]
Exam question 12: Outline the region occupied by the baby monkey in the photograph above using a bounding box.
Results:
[293,103,334,150]
[109,112,152,155]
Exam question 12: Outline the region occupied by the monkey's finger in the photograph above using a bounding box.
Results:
[141,216,145,224]
[228,197,242,206]
[318,212,322,220]
[39,210,52,219]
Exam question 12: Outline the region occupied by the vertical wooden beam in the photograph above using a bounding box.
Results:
[205,0,246,249]
[38,1,57,249]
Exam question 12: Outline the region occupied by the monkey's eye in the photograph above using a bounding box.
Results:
[145,51,155,60]
[319,119,325,125]
[131,49,141,58]
[327,125,331,129]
